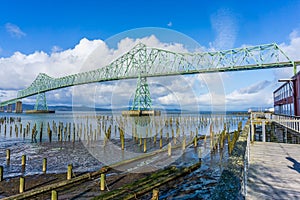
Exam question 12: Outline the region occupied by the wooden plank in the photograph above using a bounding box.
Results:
[247,142,300,200]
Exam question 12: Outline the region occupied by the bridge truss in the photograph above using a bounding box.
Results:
[0,43,298,110]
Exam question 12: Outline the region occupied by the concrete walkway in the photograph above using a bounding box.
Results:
[247,142,300,200]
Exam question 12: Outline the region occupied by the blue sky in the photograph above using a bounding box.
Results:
[1,0,300,56]
[1,0,300,111]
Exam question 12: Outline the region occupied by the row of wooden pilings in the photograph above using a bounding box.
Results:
[0,115,244,146]
[0,150,106,199]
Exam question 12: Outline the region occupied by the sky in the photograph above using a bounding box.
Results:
[1,0,300,111]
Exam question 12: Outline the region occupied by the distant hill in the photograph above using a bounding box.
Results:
[21,104,111,112]
[20,104,249,114]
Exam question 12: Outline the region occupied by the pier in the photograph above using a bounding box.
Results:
[247,142,300,199]
[245,112,300,199]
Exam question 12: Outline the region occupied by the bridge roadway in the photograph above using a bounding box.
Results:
[247,142,300,199]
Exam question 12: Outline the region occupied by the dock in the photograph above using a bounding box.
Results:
[247,142,300,199]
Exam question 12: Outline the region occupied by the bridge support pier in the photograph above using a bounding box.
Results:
[131,76,152,111]
[7,104,12,113]
[0,106,4,112]
[35,92,48,111]
[15,101,23,113]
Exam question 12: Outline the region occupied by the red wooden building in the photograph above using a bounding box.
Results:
[274,71,300,116]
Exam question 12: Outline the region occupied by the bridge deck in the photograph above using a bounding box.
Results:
[247,142,300,199]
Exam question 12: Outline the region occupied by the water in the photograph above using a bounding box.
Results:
[0,111,247,198]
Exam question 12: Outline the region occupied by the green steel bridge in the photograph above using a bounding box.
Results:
[0,43,299,111]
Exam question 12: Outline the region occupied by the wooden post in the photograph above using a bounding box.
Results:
[144,138,147,153]
[194,135,197,147]
[182,136,186,150]
[22,155,26,166]
[139,136,142,146]
[168,143,171,156]
[72,123,75,143]
[42,158,47,173]
[151,188,159,200]
[51,190,58,200]
[198,148,202,161]
[0,166,3,181]
[159,136,163,149]
[67,164,72,180]
[6,149,10,163]
[39,122,43,142]
[100,173,105,191]
[120,130,125,150]
[19,177,25,193]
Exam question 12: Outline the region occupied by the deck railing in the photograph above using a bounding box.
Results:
[271,114,300,133]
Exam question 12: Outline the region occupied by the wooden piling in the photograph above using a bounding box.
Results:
[47,122,52,142]
[19,177,25,193]
[139,136,142,147]
[100,173,105,191]
[73,123,76,143]
[67,164,72,180]
[20,124,22,136]
[198,148,202,160]
[0,165,3,181]
[42,158,47,173]
[151,189,159,200]
[22,155,26,166]
[39,122,43,142]
[51,190,58,200]
[120,128,125,150]
[6,149,10,163]
[182,136,186,150]
[144,138,147,153]
[159,136,163,149]
[168,143,171,156]
[10,125,12,137]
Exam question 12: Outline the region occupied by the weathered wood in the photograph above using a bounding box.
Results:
[100,173,105,191]
[19,177,25,193]
[6,149,10,163]
[67,164,72,180]
[1,137,203,200]
[51,190,57,200]
[21,155,26,166]
[151,189,159,200]
[0,165,3,181]
[94,161,202,200]
[247,142,300,199]
[42,158,47,173]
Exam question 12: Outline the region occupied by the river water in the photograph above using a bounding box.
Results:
[0,111,247,198]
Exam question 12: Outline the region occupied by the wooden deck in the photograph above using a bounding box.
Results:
[247,142,300,199]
